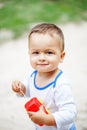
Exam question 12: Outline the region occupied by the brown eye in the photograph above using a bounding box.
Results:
[46,51,53,55]
[32,52,39,54]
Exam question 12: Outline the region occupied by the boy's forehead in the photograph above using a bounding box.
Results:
[29,32,64,52]
[30,32,60,41]
[29,33,62,50]
[30,33,61,45]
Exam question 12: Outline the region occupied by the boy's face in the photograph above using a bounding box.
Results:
[29,33,65,73]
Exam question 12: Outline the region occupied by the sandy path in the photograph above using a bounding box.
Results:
[0,22,87,130]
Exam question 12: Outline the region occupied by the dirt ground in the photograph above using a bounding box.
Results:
[0,22,87,130]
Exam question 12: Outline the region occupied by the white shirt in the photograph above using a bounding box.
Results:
[23,70,77,130]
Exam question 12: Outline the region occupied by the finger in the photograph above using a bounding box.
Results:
[12,81,18,88]
[12,82,20,92]
[15,81,20,88]
[27,111,34,117]
[40,105,45,110]
[27,111,34,115]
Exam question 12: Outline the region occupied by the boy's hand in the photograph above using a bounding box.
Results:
[12,80,26,96]
[27,105,47,125]
[27,105,56,126]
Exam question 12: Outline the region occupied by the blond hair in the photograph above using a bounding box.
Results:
[28,23,64,52]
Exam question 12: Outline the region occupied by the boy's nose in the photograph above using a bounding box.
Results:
[39,53,46,60]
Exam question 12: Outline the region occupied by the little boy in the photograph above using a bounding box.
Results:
[12,23,77,130]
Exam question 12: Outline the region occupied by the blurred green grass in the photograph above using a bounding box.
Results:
[0,0,87,40]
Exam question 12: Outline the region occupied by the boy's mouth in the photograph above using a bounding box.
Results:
[37,63,48,66]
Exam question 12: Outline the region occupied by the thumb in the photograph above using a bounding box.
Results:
[39,105,45,110]
[27,111,34,117]
[39,105,47,113]
[40,105,49,114]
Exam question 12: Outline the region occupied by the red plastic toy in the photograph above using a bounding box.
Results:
[24,97,49,126]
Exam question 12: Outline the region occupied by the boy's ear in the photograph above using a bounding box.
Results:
[60,51,65,63]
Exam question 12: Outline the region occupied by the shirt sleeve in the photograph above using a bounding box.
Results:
[52,79,77,129]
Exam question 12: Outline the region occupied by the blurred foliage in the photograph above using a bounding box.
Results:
[0,0,87,38]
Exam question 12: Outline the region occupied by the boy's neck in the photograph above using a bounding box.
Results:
[37,68,59,78]
[35,68,60,87]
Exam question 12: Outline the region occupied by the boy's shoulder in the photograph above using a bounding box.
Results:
[54,71,71,88]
